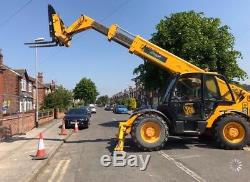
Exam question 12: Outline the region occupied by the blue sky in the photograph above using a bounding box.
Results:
[0,0,250,96]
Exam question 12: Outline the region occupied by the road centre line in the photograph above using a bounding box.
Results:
[56,160,70,182]
[158,151,206,182]
[48,160,63,182]
[174,155,201,160]
[48,159,70,182]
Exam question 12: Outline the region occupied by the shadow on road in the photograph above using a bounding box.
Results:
[98,120,124,128]
[105,136,218,154]
[1,136,65,143]
[106,138,150,154]
[163,136,217,150]
[65,138,111,144]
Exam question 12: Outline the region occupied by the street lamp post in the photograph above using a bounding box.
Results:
[25,38,44,128]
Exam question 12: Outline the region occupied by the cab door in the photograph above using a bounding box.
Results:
[203,74,235,119]
[167,73,205,133]
[169,73,204,120]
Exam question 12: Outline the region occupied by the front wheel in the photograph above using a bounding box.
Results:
[131,115,169,151]
[214,115,250,150]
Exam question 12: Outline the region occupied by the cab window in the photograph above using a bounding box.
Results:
[204,75,233,102]
[172,75,202,101]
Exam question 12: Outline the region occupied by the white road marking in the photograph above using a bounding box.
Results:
[56,160,70,182]
[48,160,64,182]
[158,151,206,182]
[48,160,70,182]
[112,118,116,121]
[174,155,201,160]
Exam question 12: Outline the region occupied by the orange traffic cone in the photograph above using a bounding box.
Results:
[59,120,67,135]
[33,133,47,160]
[74,122,79,133]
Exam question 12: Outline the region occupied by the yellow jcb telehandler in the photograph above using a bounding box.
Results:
[32,5,250,151]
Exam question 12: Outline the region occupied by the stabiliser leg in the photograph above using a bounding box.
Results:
[114,122,127,151]
[114,114,139,151]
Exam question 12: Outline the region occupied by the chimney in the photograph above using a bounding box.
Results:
[37,72,43,83]
[0,49,3,65]
[51,80,56,90]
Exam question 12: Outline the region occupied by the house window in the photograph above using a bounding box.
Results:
[28,82,32,93]
[21,79,26,91]
[19,100,24,112]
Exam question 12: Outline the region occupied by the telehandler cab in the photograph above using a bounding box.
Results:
[39,5,250,151]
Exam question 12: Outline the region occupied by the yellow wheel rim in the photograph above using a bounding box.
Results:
[223,122,245,144]
[140,122,161,143]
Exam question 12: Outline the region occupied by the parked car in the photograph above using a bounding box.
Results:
[113,105,128,114]
[104,105,113,111]
[89,104,97,113]
[64,108,90,129]
[80,106,92,117]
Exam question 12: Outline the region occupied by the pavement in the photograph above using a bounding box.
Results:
[0,119,71,182]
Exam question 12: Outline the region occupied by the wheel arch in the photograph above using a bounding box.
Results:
[230,111,250,121]
[132,109,171,126]
[213,110,250,127]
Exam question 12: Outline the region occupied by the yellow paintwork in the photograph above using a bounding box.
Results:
[129,36,203,73]
[107,24,118,40]
[114,114,139,151]
[140,122,161,143]
[49,6,250,151]
[223,122,245,144]
[52,14,71,47]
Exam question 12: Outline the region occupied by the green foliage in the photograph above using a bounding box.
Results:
[73,78,99,105]
[96,95,109,106]
[134,11,247,91]
[128,97,137,110]
[115,98,128,106]
[115,97,137,110]
[44,86,73,109]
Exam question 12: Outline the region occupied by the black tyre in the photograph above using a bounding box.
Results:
[213,115,250,150]
[131,114,168,151]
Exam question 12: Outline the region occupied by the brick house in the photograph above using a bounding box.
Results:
[14,69,34,112]
[0,51,58,114]
[34,73,56,109]
[28,76,36,109]
[0,52,22,114]
[36,72,46,108]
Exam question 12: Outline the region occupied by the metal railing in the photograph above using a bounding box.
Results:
[38,109,54,119]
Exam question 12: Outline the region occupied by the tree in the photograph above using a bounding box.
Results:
[128,97,137,110]
[44,86,73,109]
[96,95,109,106]
[73,78,99,105]
[134,11,247,91]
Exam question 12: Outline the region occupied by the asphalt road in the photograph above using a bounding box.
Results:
[36,108,250,182]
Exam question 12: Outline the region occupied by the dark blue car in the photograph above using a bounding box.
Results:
[64,108,90,129]
[113,105,128,114]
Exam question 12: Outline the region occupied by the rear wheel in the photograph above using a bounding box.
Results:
[131,115,168,151]
[214,115,250,150]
